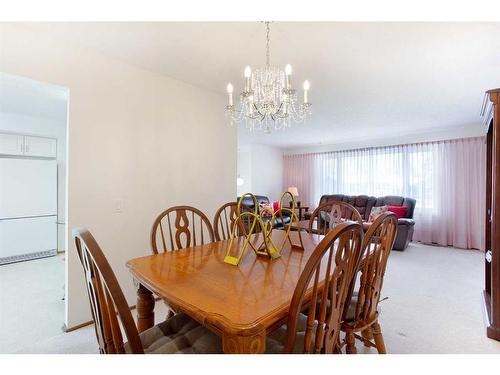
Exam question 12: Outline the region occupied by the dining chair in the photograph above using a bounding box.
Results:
[213,201,260,241]
[265,222,364,353]
[341,212,398,354]
[308,201,363,235]
[150,205,215,253]
[73,228,222,354]
[213,202,238,241]
[150,205,215,317]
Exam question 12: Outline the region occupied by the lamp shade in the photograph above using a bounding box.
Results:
[287,186,299,197]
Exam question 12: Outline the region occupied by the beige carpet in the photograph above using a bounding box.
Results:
[0,253,66,353]
[2,243,500,354]
[377,243,500,353]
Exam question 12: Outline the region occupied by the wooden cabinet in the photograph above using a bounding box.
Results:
[482,89,500,341]
[0,132,57,158]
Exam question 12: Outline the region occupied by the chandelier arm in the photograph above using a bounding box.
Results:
[275,101,285,118]
[240,103,263,120]
[275,112,289,120]
[247,113,263,120]
[253,103,266,118]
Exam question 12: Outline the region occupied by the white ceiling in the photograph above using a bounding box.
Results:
[18,22,500,147]
[0,72,68,120]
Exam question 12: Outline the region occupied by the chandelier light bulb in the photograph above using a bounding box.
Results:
[227,83,234,106]
[303,80,310,103]
[244,66,252,92]
[285,64,292,89]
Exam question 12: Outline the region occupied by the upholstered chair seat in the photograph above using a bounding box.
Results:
[125,313,222,354]
[265,313,317,354]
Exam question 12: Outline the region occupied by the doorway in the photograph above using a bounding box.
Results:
[0,72,69,353]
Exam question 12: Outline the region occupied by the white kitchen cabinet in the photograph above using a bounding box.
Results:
[0,132,57,158]
[24,135,57,158]
[0,132,24,156]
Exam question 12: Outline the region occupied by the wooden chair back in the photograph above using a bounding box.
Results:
[213,201,265,241]
[213,202,238,241]
[283,222,364,353]
[353,212,398,324]
[150,205,215,253]
[308,201,363,235]
[73,228,144,354]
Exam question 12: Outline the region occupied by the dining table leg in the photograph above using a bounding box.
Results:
[222,330,266,354]
[136,282,155,333]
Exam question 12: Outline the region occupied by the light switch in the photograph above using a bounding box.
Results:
[115,199,124,213]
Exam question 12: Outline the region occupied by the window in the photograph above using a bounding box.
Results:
[283,137,485,250]
[312,145,435,212]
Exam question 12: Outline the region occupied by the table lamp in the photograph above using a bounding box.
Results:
[287,186,300,207]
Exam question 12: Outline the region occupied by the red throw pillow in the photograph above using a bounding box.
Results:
[273,201,280,212]
[387,205,407,219]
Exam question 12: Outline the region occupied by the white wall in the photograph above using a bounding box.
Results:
[251,144,283,203]
[0,24,236,328]
[236,147,252,197]
[237,144,283,202]
[0,112,67,251]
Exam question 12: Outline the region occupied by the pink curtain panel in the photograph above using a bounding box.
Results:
[283,136,486,250]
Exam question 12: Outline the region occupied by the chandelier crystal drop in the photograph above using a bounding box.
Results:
[225,22,312,133]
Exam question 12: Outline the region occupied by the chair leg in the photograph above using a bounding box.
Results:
[361,328,373,347]
[371,321,387,354]
[345,331,357,354]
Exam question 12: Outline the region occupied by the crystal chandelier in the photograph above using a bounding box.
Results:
[225,22,312,133]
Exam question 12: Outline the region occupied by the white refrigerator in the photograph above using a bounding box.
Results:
[0,158,58,265]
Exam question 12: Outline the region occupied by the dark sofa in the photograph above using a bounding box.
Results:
[305,194,416,251]
[237,195,291,228]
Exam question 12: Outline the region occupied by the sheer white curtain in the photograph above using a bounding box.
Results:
[283,137,486,250]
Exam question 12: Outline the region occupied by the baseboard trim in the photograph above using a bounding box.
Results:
[63,320,93,333]
[0,249,57,265]
[63,297,162,333]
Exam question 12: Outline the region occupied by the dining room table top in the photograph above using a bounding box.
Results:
[126,230,324,337]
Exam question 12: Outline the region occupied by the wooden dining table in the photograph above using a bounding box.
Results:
[126,230,323,354]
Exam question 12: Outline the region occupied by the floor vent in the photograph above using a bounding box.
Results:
[0,249,57,266]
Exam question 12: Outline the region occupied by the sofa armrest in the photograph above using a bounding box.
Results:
[394,218,415,251]
[397,218,415,226]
